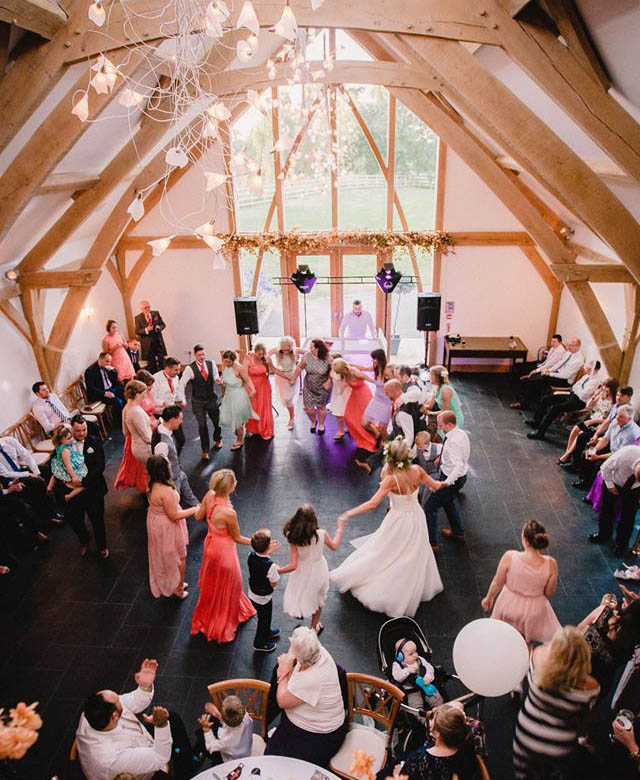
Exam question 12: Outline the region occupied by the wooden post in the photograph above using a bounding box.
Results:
[429,142,447,366]
[115,247,135,337]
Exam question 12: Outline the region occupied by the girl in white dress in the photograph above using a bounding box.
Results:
[280,505,345,634]
[331,438,444,618]
[327,358,352,440]
[268,337,300,430]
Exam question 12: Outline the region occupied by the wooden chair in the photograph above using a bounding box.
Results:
[207,678,270,755]
[62,378,107,436]
[1,420,51,468]
[453,755,491,780]
[329,673,405,780]
[16,414,55,456]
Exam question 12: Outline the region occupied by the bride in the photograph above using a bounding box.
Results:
[330,437,444,617]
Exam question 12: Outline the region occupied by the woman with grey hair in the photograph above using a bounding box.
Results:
[265,626,347,766]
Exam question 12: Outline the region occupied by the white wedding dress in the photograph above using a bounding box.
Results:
[330,487,443,618]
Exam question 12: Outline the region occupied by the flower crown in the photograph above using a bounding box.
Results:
[383,436,413,470]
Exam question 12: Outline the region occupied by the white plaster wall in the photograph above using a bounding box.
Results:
[0,319,40,430]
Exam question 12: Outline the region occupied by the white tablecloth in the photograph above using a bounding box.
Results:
[193,754,342,780]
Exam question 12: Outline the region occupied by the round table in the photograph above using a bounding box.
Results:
[193,754,342,780]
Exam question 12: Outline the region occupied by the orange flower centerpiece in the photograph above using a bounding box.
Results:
[0,702,42,770]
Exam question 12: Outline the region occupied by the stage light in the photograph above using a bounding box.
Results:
[375,262,402,293]
[4,269,18,281]
[291,264,316,294]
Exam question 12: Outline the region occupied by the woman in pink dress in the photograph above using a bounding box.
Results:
[114,380,155,493]
[191,469,256,643]
[146,455,199,599]
[332,361,377,453]
[102,319,135,382]
[244,344,275,440]
[481,520,561,646]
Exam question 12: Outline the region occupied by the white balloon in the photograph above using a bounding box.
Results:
[453,619,529,697]
[236,39,255,63]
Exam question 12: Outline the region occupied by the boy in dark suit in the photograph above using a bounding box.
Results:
[247,529,281,653]
[126,338,141,372]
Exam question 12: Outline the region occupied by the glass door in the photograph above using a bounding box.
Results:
[341,252,380,337]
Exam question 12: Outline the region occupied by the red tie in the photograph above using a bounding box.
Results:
[146,313,152,327]
[198,362,208,381]
[165,374,174,393]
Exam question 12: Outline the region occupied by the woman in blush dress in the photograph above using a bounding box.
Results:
[269,337,301,430]
[219,350,258,450]
[362,348,392,439]
[191,469,257,643]
[331,359,376,453]
[102,319,135,382]
[146,455,198,600]
[481,520,560,646]
[244,343,274,440]
[331,438,443,618]
[134,369,157,420]
[292,339,332,435]
[114,380,156,492]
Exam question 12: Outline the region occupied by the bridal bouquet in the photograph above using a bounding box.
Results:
[0,702,42,760]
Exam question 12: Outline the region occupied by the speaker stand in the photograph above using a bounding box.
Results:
[302,293,308,340]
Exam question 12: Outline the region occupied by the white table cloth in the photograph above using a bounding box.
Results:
[193,754,342,780]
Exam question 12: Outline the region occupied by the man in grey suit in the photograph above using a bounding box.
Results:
[151,406,198,508]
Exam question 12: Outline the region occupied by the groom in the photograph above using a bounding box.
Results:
[151,406,198,508]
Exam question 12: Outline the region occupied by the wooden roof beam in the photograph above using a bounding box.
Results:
[37,172,100,196]
[18,269,101,288]
[383,33,640,284]
[0,0,67,40]
[550,263,633,284]
[471,1,640,182]
[62,0,498,62]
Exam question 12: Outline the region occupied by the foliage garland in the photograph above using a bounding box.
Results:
[216,230,453,256]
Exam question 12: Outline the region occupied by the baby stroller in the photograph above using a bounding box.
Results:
[377,616,481,757]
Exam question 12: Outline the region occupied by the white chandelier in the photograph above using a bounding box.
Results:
[74,0,328,260]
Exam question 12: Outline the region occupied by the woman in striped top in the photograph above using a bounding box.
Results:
[513,626,600,780]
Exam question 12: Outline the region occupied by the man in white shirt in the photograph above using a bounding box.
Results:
[516,336,584,409]
[0,434,59,525]
[511,333,565,409]
[526,360,601,441]
[339,300,376,339]
[423,411,470,549]
[355,379,422,473]
[589,445,640,557]
[152,357,186,453]
[31,380,72,434]
[76,658,198,780]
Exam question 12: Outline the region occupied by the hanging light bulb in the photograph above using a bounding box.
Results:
[165,146,189,167]
[274,5,297,41]
[208,102,231,121]
[71,92,89,122]
[236,39,255,63]
[249,170,264,195]
[236,1,259,35]
[88,1,105,26]
[212,251,228,270]
[199,234,226,252]
[127,194,145,222]
[195,221,215,236]
[147,236,174,256]
[118,88,145,108]
[203,172,228,191]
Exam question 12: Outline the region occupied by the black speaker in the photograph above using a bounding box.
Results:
[233,296,259,335]
[417,293,441,331]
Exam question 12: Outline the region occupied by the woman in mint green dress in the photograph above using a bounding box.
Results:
[423,364,464,437]
[219,350,259,450]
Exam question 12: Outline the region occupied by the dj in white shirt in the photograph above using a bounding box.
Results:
[339,300,376,339]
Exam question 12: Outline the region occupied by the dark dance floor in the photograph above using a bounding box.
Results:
[0,374,634,779]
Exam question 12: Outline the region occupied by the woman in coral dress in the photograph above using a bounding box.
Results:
[334,362,377,453]
[245,344,275,440]
[146,455,198,599]
[102,319,135,382]
[114,380,156,492]
[191,469,256,643]
[481,520,561,646]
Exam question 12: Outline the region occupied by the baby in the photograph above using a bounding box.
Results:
[392,638,444,713]
[197,695,253,765]
[47,423,87,501]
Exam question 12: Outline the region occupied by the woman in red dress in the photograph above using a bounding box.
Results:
[114,380,156,493]
[332,360,377,453]
[244,343,275,440]
[191,469,256,643]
